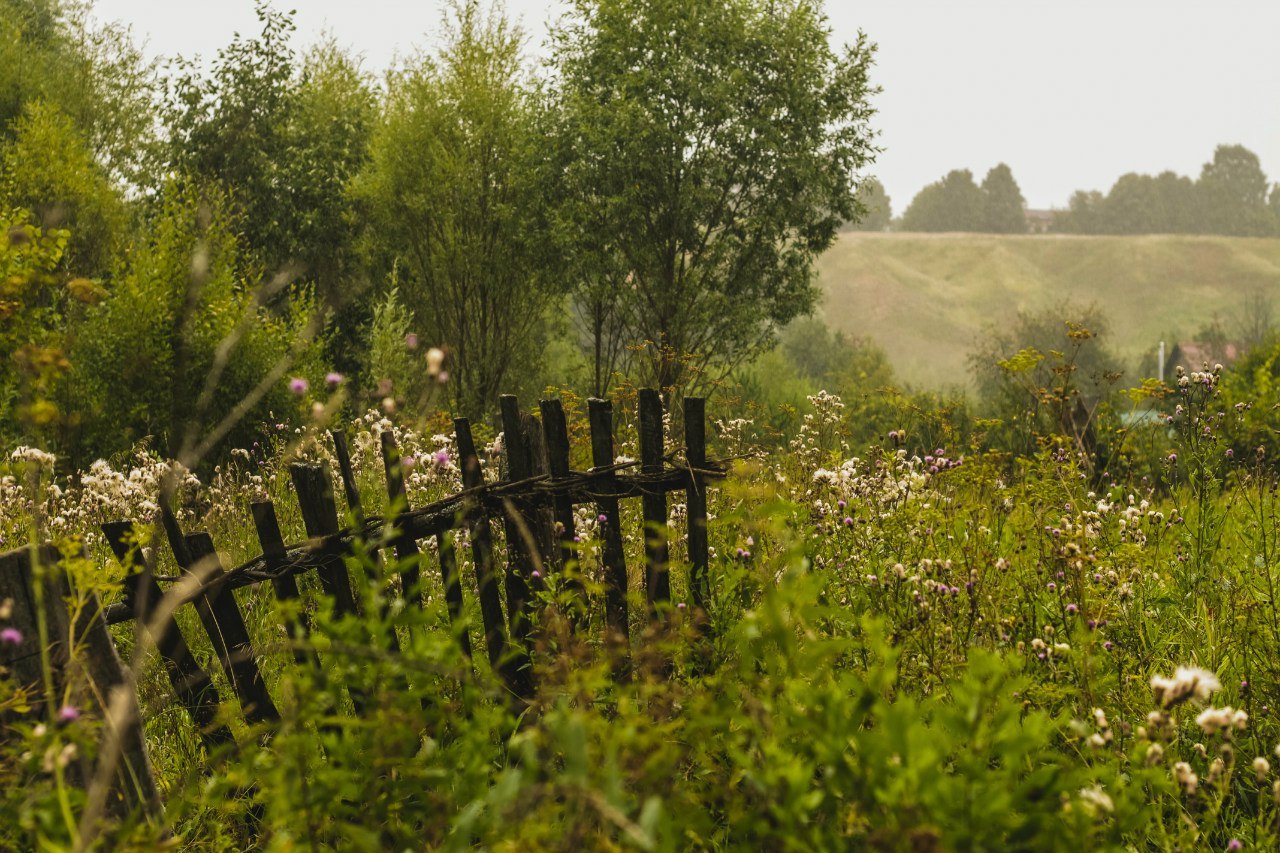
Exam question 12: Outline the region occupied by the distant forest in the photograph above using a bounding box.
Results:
[847,145,1280,236]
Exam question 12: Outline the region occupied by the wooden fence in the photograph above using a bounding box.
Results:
[3,391,728,771]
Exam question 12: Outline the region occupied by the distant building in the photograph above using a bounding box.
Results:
[1024,209,1057,233]
[1164,340,1243,379]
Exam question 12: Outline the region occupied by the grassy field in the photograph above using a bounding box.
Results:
[815,232,1280,390]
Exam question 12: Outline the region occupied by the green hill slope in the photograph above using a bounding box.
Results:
[814,233,1280,390]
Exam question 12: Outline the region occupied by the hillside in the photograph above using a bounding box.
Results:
[814,233,1280,390]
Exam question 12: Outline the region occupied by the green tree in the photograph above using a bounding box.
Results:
[980,163,1026,233]
[899,169,985,232]
[1,101,126,276]
[356,1,558,418]
[842,177,892,231]
[549,0,878,393]
[165,6,376,326]
[0,0,157,186]
[60,185,325,466]
[1053,189,1105,234]
[1196,144,1274,236]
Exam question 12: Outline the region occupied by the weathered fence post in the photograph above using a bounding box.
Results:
[289,462,367,713]
[161,524,279,726]
[455,418,530,700]
[498,396,538,647]
[540,398,586,628]
[249,502,319,670]
[289,463,359,619]
[638,388,671,611]
[588,398,631,677]
[1,545,161,819]
[684,396,710,621]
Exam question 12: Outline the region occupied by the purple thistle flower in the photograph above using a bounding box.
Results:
[531,570,541,579]
[676,602,686,610]
[405,333,419,350]
[434,449,450,467]
[842,516,854,527]
[325,372,344,388]
[1227,840,1243,852]
[1103,641,1114,651]
[1066,603,1078,615]
[1,627,22,645]
[598,514,608,524]
[289,377,309,395]
[57,705,80,723]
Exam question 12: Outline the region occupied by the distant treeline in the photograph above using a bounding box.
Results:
[851,145,1280,237]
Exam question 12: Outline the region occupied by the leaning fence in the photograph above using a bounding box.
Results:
[1,390,729,817]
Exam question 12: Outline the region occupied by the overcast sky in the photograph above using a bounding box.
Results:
[91,0,1280,211]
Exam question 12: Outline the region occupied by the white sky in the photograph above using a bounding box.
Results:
[92,0,1280,211]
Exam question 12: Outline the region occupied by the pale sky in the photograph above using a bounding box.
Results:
[91,0,1280,211]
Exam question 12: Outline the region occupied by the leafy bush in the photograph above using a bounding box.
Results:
[58,184,326,468]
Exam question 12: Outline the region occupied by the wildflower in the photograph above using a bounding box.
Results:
[1078,786,1113,814]
[426,347,445,375]
[1200,710,1246,743]
[325,372,344,388]
[677,602,686,610]
[1227,840,1243,852]
[405,333,419,350]
[289,377,309,395]
[1173,761,1198,795]
[437,371,449,384]
[57,705,79,723]
[1066,603,1077,614]
[1145,743,1164,765]
[1150,666,1221,708]
[434,449,450,467]
[597,514,608,524]
[0,598,10,619]
[0,627,22,645]
[1253,756,1271,781]
[531,570,541,579]
[381,396,397,414]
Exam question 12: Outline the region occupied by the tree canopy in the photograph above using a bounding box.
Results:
[549,0,879,393]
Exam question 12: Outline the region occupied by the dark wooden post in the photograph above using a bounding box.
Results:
[249,501,319,669]
[455,418,528,697]
[588,398,631,675]
[498,396,538,640]
[289,462,368,713]
[180,532,279,725]
[289,463,359,619]
[1,545,162,819]
[540,398,586,628]
[684,396,710,620]
[102,522,231,746]
[638,388,671,610]
[329,429,363,519]
[522,411,558,582]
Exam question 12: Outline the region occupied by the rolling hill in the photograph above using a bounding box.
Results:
[814,233,1280,390]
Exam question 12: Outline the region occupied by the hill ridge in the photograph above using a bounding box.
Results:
[815,233,1280,390]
